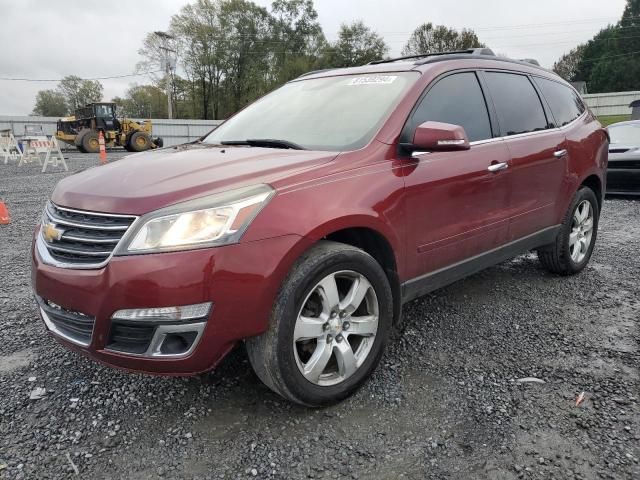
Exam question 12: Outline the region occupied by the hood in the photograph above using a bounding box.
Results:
[52,145,337,215]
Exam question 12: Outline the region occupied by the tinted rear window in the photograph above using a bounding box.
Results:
[484,72,549,136]
[406,72,492,142]
[533,77,585,127]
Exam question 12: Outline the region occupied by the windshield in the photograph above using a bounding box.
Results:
[204,72,419,151]
[95,105,114,118]
[609,123,640,145]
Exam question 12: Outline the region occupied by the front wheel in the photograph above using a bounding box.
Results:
[130,131,151,152]
[246,241,393,407]
[537,186,599,275]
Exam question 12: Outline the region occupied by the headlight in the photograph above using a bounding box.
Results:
[117,184,274,254]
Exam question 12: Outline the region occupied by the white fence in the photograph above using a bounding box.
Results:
[583,91,640,117]
[0,116,222,148]
[2,94,637,141]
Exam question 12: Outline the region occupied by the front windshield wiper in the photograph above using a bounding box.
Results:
[221,139,306,150]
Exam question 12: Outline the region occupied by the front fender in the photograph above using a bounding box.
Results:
[244,162,407,279]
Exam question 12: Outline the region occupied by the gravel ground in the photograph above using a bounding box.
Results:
[0,152,638,480]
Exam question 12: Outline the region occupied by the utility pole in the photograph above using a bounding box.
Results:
[154,31,176,119]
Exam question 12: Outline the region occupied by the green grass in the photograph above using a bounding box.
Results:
[598,115,631,126]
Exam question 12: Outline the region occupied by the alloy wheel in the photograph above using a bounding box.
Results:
[569,200,594,263]
[293,270,379,386]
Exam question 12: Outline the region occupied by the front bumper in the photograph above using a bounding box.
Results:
[606,165,640,195]
[32,231,308,375]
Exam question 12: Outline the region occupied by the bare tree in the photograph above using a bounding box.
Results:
[553,45,586,81]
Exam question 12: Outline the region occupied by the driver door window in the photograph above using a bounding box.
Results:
[405,72,493,143]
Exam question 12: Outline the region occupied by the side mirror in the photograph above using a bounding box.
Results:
[405,121,470,153]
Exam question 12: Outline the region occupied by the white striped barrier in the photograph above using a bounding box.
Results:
[41,136,68,173]
[18,139,42,166]
[0,132,23,164]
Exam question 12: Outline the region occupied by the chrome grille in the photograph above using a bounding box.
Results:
[37,297,95,346]
[609,159,640,169]
[41,202,137,267]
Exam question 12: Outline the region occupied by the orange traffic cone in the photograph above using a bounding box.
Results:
[98,131,107,164]
[0,200,10,225]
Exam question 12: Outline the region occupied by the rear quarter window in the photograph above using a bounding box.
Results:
[533,77,585,127]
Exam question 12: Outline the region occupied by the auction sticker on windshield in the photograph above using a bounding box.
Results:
[347,75,398,85]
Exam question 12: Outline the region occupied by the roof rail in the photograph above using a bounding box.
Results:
[368,48,496,65]
[413,51,549,72]
[519,58,541,66]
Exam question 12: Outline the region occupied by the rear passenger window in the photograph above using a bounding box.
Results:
[533,77,585,127]
[484,72,549,136]
[407,72,492,142]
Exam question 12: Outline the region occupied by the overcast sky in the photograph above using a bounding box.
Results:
[0,0,627,116]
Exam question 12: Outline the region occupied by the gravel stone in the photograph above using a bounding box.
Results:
[0,152,638,479]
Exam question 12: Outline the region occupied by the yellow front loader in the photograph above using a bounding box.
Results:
[56,103,163,153]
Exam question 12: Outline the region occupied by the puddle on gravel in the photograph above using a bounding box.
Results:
[0,348,34,374]
[601,315,637,354]
[544,354,639,382]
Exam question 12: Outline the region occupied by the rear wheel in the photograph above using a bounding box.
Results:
[537,186,599,275]
[130,131,151,152]
[81,130,100,154]
[246,241,393,407]
[75,129,88,153]
[124,137,135,152]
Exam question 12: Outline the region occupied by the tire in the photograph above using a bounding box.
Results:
[74,130,86,147]
[537,186,599,275]
[81,130,100,154]
[246,241,393,407]
[74,129,88,153]
[130,131,151,152]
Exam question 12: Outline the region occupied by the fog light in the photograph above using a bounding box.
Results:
[160,332,198,355]
[111,302,212,322]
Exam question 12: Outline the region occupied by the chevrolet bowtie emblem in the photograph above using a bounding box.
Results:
[43,222,64,243]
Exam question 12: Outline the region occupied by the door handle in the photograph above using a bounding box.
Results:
[487,162,508,172]
[554,149,568,158]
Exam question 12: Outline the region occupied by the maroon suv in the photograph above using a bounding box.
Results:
[32,49,608,406]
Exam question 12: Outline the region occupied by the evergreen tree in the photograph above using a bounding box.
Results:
[572,0,640,92]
